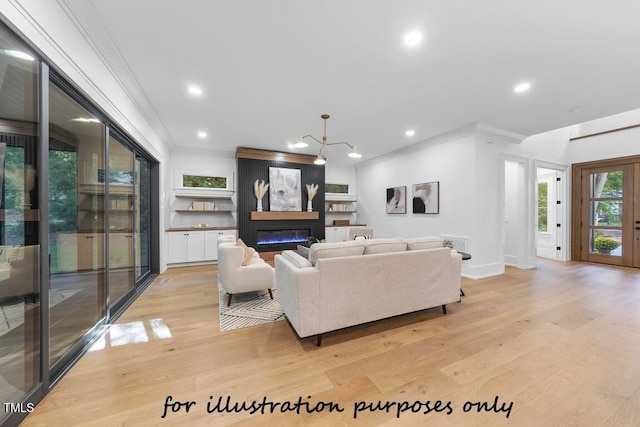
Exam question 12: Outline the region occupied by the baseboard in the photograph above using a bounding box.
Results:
[462,262,505,280]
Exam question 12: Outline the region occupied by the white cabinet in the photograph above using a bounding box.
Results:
[204,229,237,261]
[77,233,104,270]
[324,226,368,243]
[167,231,204,263]
[109,233,134,269]
[325,227,347,243]
[167,229,236,264]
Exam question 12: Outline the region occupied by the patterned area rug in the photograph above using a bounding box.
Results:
[218,284,286,332]
[0,289,81,338]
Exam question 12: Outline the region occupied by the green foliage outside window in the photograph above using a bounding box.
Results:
[325,183,348,194]
[538,182,548,232]
[183,174,226,189]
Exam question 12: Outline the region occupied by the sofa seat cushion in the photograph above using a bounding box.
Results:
[404,236,443,250]
[308,240,365,265]
[363,238,407,255]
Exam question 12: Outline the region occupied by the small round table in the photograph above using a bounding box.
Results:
[457,251,471,296]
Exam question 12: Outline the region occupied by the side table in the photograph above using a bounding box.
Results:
[457,251,471,296]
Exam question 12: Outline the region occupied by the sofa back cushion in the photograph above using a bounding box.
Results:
[308,240,365,265]
[362,238,407,255]
[281,250,313,268]
[404,236,443,250]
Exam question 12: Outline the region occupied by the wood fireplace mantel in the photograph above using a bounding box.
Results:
[251,211,319,221]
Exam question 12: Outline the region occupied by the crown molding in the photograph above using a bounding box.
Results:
[358,122,526,168]
[56,0,173,149]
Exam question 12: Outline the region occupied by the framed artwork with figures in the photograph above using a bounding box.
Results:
[412,181,439,214]
[386,186,406,214]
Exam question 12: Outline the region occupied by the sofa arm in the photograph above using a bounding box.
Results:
[450,251,462,287]
[274,254,320,338]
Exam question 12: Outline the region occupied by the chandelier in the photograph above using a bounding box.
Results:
[294,114,362,165]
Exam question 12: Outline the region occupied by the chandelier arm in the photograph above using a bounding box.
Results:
[324,141,355,149]
[302,134,323,145]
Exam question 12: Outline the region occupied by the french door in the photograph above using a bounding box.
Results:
[573,158,640,267]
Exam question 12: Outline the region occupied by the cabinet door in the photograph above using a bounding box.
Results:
[167,232,187,264]
[109,233,133,268]
[204,229,237,261]
[185,231,205,262]
[325,227,347,243]
[77,233,104,270]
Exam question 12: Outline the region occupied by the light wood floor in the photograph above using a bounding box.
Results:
[21,259,640,426]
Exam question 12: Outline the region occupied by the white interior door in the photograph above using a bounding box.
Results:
[536,168,560,259]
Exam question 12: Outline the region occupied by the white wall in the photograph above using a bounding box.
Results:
[356,127,480,275]
[356,110,640,279]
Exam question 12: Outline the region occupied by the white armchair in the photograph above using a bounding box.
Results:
[348,228,373,240]
[217,242,275,306]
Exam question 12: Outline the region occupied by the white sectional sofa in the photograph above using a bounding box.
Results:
[274,237,462,345]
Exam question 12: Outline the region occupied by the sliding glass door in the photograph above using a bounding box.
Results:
[1,21,159,425]
[0,25,41,422]
[48,82,106,369]
[108,137,134,305]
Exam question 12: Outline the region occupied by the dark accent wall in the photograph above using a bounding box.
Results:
[237,151,325,251]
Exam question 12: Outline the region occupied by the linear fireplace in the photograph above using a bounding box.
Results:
[256,229,310,246]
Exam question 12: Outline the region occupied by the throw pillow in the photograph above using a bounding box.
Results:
[241,246,256,266]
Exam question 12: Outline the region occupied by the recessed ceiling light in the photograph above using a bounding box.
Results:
[405,130,415,137]
[403,31,423,48]
[187,85,203,96]
[514,82,531,93]
[292,137,308,148]
[197,131,207,138]
[2,49,35,61]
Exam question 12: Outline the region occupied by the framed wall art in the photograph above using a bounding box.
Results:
[269,167,302,211]
[412,181,439,214]
[386,186,406,214]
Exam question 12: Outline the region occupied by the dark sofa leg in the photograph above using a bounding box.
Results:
[227,294,233,307]
[442,304,447,315]
[267,289,273,299]
[316,334,322,346]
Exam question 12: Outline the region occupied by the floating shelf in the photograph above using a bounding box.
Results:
[251,211,319,221]
[174,209,234,213]
[174,194,233,200]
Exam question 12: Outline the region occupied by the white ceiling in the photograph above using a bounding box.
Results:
[63,0,640,164]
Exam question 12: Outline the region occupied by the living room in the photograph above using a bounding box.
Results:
[3,1,640,425]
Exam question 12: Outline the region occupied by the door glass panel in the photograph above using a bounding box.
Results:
[590,201,623,226]
[0,25,40,422]
[108,138,134,304]
[590,229,622,256]
[135,154,150,280]
[590,171,623,198]
[48,82,105,367]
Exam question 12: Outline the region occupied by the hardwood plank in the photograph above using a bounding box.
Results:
[20,259,640,426]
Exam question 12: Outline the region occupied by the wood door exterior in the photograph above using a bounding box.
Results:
[572,156,640,268]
